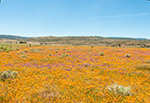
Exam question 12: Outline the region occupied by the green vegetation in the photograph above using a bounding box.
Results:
[0,70,18,81]
[0,44,13,52]
[48,54,52,56]
[62,53,69,57]
[20,55,28,58]
[136,65,150,71]
[0,35,150,48]
[107,84,133,96]
[124,53,131,58]
[99,52,105,56]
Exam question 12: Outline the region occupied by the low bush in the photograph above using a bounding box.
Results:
[20,55,28,58]
[62,53,69,57]
[99,52,104,56]
[124,53,131,58]
[0,70,18,81]
[107,84,133,96]
[48,54,52,56]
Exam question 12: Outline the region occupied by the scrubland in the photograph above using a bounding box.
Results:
[0,45,150,103]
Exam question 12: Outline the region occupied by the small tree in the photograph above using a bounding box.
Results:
[19,41,27,44]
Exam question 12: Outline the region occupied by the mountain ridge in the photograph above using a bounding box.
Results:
[0,34,30,39]
[0,34,149,40]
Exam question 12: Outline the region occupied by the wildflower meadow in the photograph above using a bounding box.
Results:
[0,45,150,102]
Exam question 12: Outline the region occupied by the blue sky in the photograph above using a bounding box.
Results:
[0,0,150,38]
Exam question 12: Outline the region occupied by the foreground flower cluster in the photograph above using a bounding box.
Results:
[0,45,150,102]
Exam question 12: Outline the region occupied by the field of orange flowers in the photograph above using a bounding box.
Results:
[0,45,150,103]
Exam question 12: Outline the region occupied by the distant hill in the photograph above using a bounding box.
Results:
[0,34,150,47]
[109,37,148,40]
[0,34,29,40]
[0,34,148,41]
[25,36,105,42]
[24,36,150,47]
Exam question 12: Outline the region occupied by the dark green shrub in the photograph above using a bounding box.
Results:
[99,52,104,56]
[48,54,52,56]
[5,49,10,52]
[29,44,32,47]
[0,46,3,49]
[19,41,27,44]
[124,53,131,58]
[20,55,28,58]
[16,48,19,51]
[5,48,12,52]
[24,50,28,52]
[62,53,69,57]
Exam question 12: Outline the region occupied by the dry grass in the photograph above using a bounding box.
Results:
[144,59,150,64]
[136,64,150,71]
[37,84,60,100]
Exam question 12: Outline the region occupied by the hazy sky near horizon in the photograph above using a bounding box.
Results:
[0,0,150,38]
